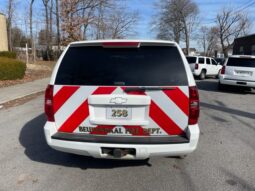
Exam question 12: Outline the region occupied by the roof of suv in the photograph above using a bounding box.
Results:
[228,55,255,59]
[69,39,177,46]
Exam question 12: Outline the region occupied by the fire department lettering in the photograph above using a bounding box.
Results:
[79,126,161,135]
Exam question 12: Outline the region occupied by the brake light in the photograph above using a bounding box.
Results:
[102,42,140,48]
[189,86,199,125]
[221,66,225,74]
[195,63,199,69]
[45,85,54,122]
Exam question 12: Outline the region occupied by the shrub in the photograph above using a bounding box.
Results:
[0,51,17,59]
[0,57,26,80]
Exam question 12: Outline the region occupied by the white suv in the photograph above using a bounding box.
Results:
[186,56,222,80]
[44,40,200,160]
[219,55,255,90]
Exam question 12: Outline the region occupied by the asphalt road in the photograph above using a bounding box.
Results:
[0,79,255,191]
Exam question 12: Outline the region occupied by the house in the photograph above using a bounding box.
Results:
[0,13,8,51]
[182,48,197,56]
[233,34,255,55]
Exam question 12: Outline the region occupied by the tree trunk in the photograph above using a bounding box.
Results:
[55,0,60,50]
[29,0,35,63]
[49,0,53,46]
[184,24,189,55]
[44,1,50,60]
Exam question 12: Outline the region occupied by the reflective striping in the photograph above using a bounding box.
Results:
[149,101,184,135]
[54,85,188,136]
[148,117,168,135]
[111,87,125,94]
[178,86,189,97]
[163,87,189,116]
[58,100,90,132]
[55,86,98,128]
[53,86,80,113]
[53,85,63,96]
[146,90,188,130]
[58,87,116,133]
[92,86,116,95]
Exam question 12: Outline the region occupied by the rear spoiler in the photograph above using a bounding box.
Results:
[69,41,176,48]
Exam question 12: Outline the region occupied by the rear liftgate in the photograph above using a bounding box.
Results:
[51,85,190,158]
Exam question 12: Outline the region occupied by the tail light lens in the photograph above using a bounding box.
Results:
[221,66,225,74]
[195,63,199,69]
[45,85,55,122]
[189,86,199,125]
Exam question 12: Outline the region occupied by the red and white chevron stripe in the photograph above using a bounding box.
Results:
[52,86,189,136]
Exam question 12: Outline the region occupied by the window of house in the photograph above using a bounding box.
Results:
[252,45,255,55]
[239,46,244,55]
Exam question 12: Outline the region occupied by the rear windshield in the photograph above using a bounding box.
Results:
[186,56,197,64]
[55,46,188,86]
[227,57,255,67]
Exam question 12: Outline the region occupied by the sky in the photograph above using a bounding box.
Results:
[0,0,255,49]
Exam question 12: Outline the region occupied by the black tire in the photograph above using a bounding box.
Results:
[199,70,206,80]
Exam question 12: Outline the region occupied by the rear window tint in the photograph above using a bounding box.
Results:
[186,57,197,64]
[55,46,188,86]
[227,57,255,67]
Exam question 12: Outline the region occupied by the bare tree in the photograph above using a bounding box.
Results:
[155,0,199,55]
[197,26,218,56]
[93,5,139,39]
[216,7,250,57]
[49,0,53,45]
[55,0,60,50]
[197,26,208,55]
[206,27,219,56]
[29,0,35,63]
[42,0,50,59]
[6,0,15,51]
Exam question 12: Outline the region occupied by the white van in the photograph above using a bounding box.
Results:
[44,40,200,160]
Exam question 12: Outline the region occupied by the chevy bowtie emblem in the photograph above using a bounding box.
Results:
[110,97,128,104]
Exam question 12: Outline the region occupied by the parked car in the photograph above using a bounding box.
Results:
[186,56,222,80]
[44,40,200,160]
[219,55,255,90]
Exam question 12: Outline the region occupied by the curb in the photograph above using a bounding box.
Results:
[0,89,45,105]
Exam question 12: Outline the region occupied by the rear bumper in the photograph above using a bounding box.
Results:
[44,122,200,160]
[192,70,201,76]
[220,76,255,88]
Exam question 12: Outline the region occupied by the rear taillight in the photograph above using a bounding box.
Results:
[45,84,54,122]
[189,86,199,125]
[195,63,199,69]
[221,66,225,74]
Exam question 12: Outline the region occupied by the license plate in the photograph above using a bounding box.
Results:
[106,107,132,120]
[235,71,252,76]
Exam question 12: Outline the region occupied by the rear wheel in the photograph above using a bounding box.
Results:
[199,70,206,80]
